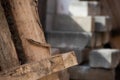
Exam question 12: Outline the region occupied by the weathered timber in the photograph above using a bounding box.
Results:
[43,50,70,80]
[0,0,19,71]
[0,51,77,80]
[7,0,50,62]
[0,0,78,80]
[110,36,120,49]
[100,0,120,29]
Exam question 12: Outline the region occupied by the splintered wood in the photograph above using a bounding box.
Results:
[8,0,50,62]
[0,52,77,80]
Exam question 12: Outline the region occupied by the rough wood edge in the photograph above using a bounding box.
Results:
[0,51,78,80]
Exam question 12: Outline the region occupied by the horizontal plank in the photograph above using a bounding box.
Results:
[0,51,77,80]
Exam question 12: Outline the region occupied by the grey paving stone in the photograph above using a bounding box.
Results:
[46,31,92,50]
[68,1,100,16]
[69,65,115,80]
[90,49,120,69]
[94,16,112,32]
[53,15,94,32]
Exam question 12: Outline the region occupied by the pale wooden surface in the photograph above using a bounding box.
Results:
[0,51,78,80]
[8,0,50,62]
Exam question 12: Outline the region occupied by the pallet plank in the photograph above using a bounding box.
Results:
[0,51,77,80]
[0,0,19,71]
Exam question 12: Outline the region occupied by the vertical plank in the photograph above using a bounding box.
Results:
[0,1,19,71]
[8,0,50,62]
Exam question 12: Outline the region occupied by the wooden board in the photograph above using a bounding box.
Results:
[0,0,19,71]
[110,36,120,49]
[7,0,50,62]
[0,51,77,80]
[100,0,120,29]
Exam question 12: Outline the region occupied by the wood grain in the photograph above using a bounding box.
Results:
[0,0,19,71]
[0,51,78,80]
[8,0,50,62]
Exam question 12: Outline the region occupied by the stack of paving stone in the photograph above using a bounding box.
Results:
[69,49,120,80]
[46,0,112,64]
[45,0,120,80]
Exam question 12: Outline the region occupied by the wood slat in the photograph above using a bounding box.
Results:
[0,0,19,71]
[7,0,50,62]
[0,51,77,80]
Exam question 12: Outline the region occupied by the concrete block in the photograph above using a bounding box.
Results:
[56,0,70,15]
[90,49,120,69]
[46,14,54,31]
[53,15,94,32]
[69,65,115,80]
[49,47,91,64]
[46,31,92,64]
[51,48,60,56]
[94,16,112,32]
[52,15,111,32]
[87,32,110,48]
[47,0,100,16]
[46,31,92,50]
[69,1,100,17]
[58,69,70,80]
[47,0,56,14]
